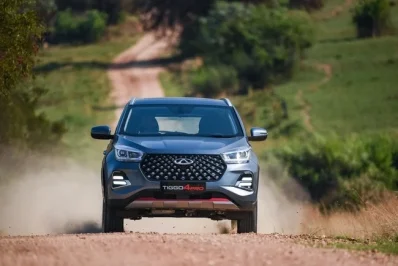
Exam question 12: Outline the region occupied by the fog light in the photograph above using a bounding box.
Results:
[237,179,252,189]
[235,172,253,190]
[113,180,128,186]
[111,172,131,188]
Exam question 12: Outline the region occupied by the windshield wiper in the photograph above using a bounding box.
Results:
[158,131,190,135]
[202,134,237,138]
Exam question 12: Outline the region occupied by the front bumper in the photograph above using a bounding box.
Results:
[104,160,259,212]
[126,197,241,211]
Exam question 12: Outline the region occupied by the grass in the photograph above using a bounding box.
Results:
[34,35,139,166]
[331,237,398,255]
[292,195,398,255]
[312,0,356,41]
[295,234,398,255]
[274,0,398,137]
[300,195,398,239]
[276,36,398,136]
[308,39,397,134]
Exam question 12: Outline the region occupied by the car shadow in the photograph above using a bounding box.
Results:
[61,221,103,234]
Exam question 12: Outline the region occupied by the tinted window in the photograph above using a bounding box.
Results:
[120,104,243,137]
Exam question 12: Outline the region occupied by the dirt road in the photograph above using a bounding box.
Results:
[1,233,396,266]
[1,33,397,265]
[107,32,168,129]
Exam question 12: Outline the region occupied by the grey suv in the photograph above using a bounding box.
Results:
[91,97,268,233]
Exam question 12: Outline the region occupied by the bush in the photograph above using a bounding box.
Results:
[0,84,66,150]
[53,9,107,44]
[231,90,304,137]
[179,2,315,94]
[273,134,398,213]
[352,0,393,38]
[188,65,238,97]
[53,9,79,43]
[80,10,108,43]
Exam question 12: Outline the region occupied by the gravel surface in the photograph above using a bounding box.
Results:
[1,233,397,266]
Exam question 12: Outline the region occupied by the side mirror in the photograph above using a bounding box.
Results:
[91,125,113,140]
[248,127,268,141]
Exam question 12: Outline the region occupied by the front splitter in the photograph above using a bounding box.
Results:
[125,197,240,211]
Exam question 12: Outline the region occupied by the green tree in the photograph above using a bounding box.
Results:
[0,0,65,148]
[0,0,43,97]
[132,0,278,30]
[180,2,315,93]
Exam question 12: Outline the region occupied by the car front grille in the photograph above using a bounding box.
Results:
[140,154,227,181]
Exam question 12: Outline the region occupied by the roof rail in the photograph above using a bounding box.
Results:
[129,97,136,105]
[220,98,233,106]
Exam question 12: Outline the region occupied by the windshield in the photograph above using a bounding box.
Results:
[120,104,244,137]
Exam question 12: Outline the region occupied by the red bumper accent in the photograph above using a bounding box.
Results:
[136,197,229,202]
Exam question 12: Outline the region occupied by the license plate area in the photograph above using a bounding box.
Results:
[160,181,206,194]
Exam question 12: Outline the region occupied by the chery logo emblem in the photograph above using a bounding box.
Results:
[173,158,194,166]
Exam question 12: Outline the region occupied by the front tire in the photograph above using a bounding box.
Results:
[102,197,124,233]
[237,202,257,233]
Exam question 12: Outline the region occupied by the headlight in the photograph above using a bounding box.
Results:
[114,145,144,162]
[222,148,251,164]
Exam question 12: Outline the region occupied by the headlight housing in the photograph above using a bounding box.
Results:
[114,145,144,162]
[222,148,251,164]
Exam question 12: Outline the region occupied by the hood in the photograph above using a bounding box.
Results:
[115,135,249,154]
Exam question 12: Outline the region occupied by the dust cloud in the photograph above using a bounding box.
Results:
[0,151,222,236]
[0,154,103,236]
[257,170,308,234]
[0,152,307,236]
[124,169,308,234]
